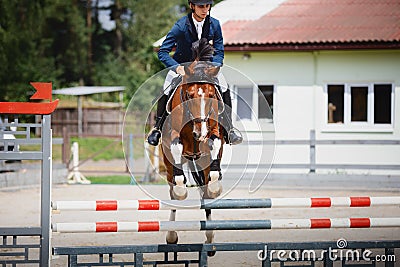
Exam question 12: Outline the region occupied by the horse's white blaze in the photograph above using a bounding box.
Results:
[210,138,221,160]
[199,87,207,138]
[171,142,183,164]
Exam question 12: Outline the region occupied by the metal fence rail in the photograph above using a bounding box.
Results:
[0,228,42,266]
[52,240,400,267]
[240,130,400,173]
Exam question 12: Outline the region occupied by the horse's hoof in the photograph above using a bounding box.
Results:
[172,186,188,200]
[207,181,222,198]
[166,231,178,244]
[208,250,216,257]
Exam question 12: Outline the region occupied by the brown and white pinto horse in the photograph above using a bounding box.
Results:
[160,39,224,251]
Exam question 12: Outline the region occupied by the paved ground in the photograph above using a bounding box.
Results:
[1,177,400,266]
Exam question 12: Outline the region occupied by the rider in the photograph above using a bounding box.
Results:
[147,0,242,146]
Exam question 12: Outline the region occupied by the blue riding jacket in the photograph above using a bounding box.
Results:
[158,14,224,71]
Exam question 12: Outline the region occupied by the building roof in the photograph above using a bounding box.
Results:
[223,0,400,51]
[52,86,125,96]
[153,0,285,47]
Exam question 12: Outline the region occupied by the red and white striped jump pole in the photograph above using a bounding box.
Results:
[52,217,400,233]
[52,197,400,211]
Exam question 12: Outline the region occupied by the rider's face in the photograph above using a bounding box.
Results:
[192,4,210,21]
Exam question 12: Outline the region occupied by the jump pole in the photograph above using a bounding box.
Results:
[52,196,400,211]
[52,217,400,233]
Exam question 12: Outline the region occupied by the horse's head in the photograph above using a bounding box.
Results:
[182,62,221,141]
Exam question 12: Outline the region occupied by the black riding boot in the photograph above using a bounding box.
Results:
[147,76,183,146]
[221,90,243,145]
[147,94,168,146]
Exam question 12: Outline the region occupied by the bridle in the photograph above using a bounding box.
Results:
[180,83,217,128]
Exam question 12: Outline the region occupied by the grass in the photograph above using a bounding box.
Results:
[68,136,145,161]
[21,136,145,162]
[86,175,135,184]
[86,175,168,185]
[19,136,159,184]
[70,137,125,161]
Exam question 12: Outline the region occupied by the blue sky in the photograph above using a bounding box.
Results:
[98,0,115,31]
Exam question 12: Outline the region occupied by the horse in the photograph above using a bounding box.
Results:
[160,39,225,253]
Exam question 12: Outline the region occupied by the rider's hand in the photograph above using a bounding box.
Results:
[176,65,185,76]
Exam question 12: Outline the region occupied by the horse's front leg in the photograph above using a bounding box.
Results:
[163,149,179,244]
[166,136,186,244]
[207,135,222,198]
[170,137,187,200]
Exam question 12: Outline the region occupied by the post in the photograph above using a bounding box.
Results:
[154,144,159,181]
[77,95,82,137]
[309,129,316,173]
[62,126,69,164]
[40,115,52,267]
[144,142,150,183]
[119,91,124,135]
[67,142,90,184]
[199,251,208,267]
[129,133,134,179]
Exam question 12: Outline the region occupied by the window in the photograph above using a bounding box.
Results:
[236,87,253,120]
[351,86,368,122]
[327,83,393,126]
[258,85,273,120]
[327,85,344,123]
[374,84,392,124]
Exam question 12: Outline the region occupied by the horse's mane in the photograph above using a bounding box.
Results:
[192,38,214,62]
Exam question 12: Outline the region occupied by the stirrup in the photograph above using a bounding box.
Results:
[227,128,243,145]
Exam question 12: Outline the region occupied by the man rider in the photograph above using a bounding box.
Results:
[147,0,242,146]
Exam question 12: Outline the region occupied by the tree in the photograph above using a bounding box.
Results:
[0,1,58,101]
[94,0,184,102]
[43,0,88,85]
[0,0,89,101]
[0,0,225,104]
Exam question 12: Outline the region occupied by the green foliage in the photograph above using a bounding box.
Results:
[0,1,60,101]
[43,1,88,85]
[0,0,224,106]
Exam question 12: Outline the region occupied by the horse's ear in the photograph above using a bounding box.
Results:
[205,66,220,77]
[185,61,197,76]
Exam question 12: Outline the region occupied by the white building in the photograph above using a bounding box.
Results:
[212,0,400,173]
